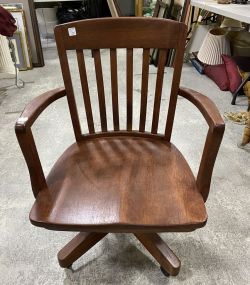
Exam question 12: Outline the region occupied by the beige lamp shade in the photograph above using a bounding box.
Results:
[220,17,243,29]
[197,28,231,65]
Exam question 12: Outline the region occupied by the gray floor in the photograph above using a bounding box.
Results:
[0,47,249,285]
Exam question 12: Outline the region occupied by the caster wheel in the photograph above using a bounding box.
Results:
[160,266,170,277]
[64,266,76,282]
[65,265,74,273]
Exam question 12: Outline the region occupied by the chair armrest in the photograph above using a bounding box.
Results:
[15,87,66,197]
[178,87,225,202]
[15,87,66,132]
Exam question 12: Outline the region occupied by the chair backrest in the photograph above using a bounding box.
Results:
[55,17,187,141]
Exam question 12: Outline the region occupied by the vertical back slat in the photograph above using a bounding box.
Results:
[55,20,187,139]
[93,49,107,132]
[151,49,167,134]
[139,48,150,132]
[76,50,95,134]
[126,48,133,131]
[165,27,187,141]
[56,43,82,140]
[110,49,119,131]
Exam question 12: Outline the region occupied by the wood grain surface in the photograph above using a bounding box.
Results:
[30,137,207,232]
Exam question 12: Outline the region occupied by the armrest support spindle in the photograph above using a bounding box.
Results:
[178,87,225,201]
[15,87,66,197]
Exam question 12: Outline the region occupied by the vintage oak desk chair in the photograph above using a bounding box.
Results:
[15,18,225,277]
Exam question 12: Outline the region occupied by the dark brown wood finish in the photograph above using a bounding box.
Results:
[15,88,66,197]
[15,88,66,130]
[178,87,225,201]
[126,48,133,131]
[58,232,107,268]
[76,50,95,134]
[16,18,225,276]
[16,129,46,197]
[139,48,150,132]
[29,137,207,232]
[55,29,82,141]
[54,18,183,50]
[110,48,120,131]
[54,18,187,137]
[135,233,181,276]
[151,49,167,134]
[165,25,187,141]
[93,49,108,132]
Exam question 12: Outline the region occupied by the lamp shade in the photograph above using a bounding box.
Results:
[220,17,243,29]
[197,28,231,65]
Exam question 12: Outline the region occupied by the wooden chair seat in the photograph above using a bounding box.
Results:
[30,136,207,232]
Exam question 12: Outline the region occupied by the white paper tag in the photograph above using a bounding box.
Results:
[17,117,28,124]
[68,27,76,37]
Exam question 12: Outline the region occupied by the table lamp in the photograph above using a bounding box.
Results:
[197,28,231,65]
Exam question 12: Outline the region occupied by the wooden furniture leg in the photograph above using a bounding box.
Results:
[58,232,107,268]
[231,73,250,105]
[134,233,181,276]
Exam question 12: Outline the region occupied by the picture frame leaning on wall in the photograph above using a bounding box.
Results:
[9,30,28,71]
[1,0,44,67]
[8,9,32,69]
[107,0,122,17]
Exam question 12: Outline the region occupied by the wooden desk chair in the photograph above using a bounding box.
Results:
[15,18,225,277]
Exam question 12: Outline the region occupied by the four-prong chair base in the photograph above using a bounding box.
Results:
[58,232,181,276]
[58,232,107,268]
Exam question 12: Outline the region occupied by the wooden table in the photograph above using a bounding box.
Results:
[34,0,81,9]
[191,0,250,24]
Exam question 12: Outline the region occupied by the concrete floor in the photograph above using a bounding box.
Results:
[0,47,249,285]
